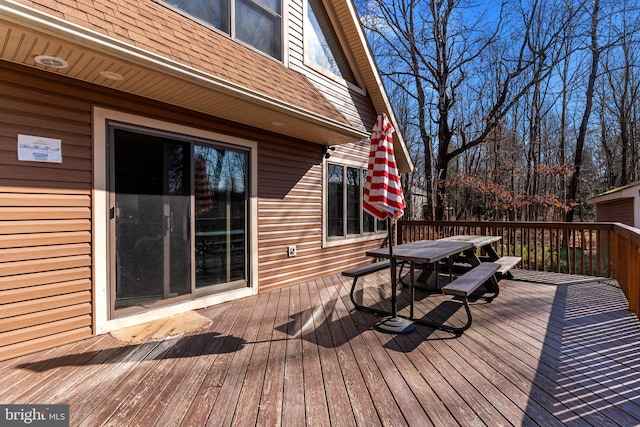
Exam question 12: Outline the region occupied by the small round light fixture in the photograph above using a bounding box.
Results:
[99,70,125,81]
[271,121,285,127]
[34,55,68,69]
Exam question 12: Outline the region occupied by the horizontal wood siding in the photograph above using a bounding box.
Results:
[286,0,305,65]
[257,138,386,292]
[284,0,386,286]
[0,63,93,361]
[596,199,634,226]
[0,60,380,359]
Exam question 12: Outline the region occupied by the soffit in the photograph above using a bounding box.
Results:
[0,0,369,145]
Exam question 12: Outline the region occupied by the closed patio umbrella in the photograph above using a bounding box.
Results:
[364,113,415,334]
[195,154,214,212]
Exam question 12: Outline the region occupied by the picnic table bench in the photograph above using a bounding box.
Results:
[342,260,391,315]
[441,262,500,333]
[343,238,508,334]
[479,255,521,277]
[343,258,502,334]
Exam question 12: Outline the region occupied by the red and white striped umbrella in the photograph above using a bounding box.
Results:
[363,113,405,221]
[195,155,214,212]
[363,113,413,333]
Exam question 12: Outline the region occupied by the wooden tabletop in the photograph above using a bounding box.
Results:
[366,239,474,263]
[438,235,502,247]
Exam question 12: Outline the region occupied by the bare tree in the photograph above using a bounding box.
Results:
[557,14,579,208]
[564,0,640,219]
[362,0,577,219]
[600,3,640,187]
[566,0,601,222]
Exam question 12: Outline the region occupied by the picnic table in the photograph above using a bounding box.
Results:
[366,239,474,290]
[344,236,515,334]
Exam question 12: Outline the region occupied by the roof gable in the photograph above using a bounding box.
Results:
[323,0,412,172]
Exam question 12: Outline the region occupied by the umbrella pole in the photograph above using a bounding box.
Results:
[375,218,415,334]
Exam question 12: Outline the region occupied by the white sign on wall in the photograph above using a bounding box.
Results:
[17,134,63,163]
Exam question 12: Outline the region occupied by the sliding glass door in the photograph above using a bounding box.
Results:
[109,124,248,314]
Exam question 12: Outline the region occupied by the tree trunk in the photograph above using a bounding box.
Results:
[566,0,600,222]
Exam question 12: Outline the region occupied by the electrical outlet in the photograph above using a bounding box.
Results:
[288,245,297,257]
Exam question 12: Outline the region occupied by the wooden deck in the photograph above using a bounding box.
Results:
[1,269,639,426]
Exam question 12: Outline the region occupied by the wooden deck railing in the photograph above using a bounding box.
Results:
[612,223,640,316]
[397,220,640,318]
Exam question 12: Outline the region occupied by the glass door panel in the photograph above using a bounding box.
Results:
[194,144,247,288]
[112,129,191,310]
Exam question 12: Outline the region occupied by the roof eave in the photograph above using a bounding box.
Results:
[0,0,369,145]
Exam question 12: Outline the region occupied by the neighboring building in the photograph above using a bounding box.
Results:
[0,0,412,360]
[406,185,429,220]
[588,182,640,229]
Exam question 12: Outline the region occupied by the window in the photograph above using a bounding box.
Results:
[306,0,356,84]
[327,163,386,239]
[161,0,282,60]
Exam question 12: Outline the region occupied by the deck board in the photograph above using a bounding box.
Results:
[179,298,247,426]
[1,270,639,426]
[300,279,331,426]
[333,297,408,426]
[209,292,269,427]
[322,275,382,427]
[310,278,357,427]
[232,290,279,426]
[255,285,288,427]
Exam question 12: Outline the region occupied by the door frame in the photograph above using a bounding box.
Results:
[93,107,258,334]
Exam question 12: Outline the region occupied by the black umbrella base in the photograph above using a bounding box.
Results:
[375,316,416,334]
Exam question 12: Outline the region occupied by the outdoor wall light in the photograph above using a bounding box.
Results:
[323,146,335,159]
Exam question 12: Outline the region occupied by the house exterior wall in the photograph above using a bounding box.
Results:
[256,140,384,292]
[595,199,635,227]
[589,183,640,229]
[0,59,385,360]
[0,63,94,360]
[0,0,397,360]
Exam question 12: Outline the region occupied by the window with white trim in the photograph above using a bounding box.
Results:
[160,0,282,60]
[305,0,356,84]
[327,163,387,239]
